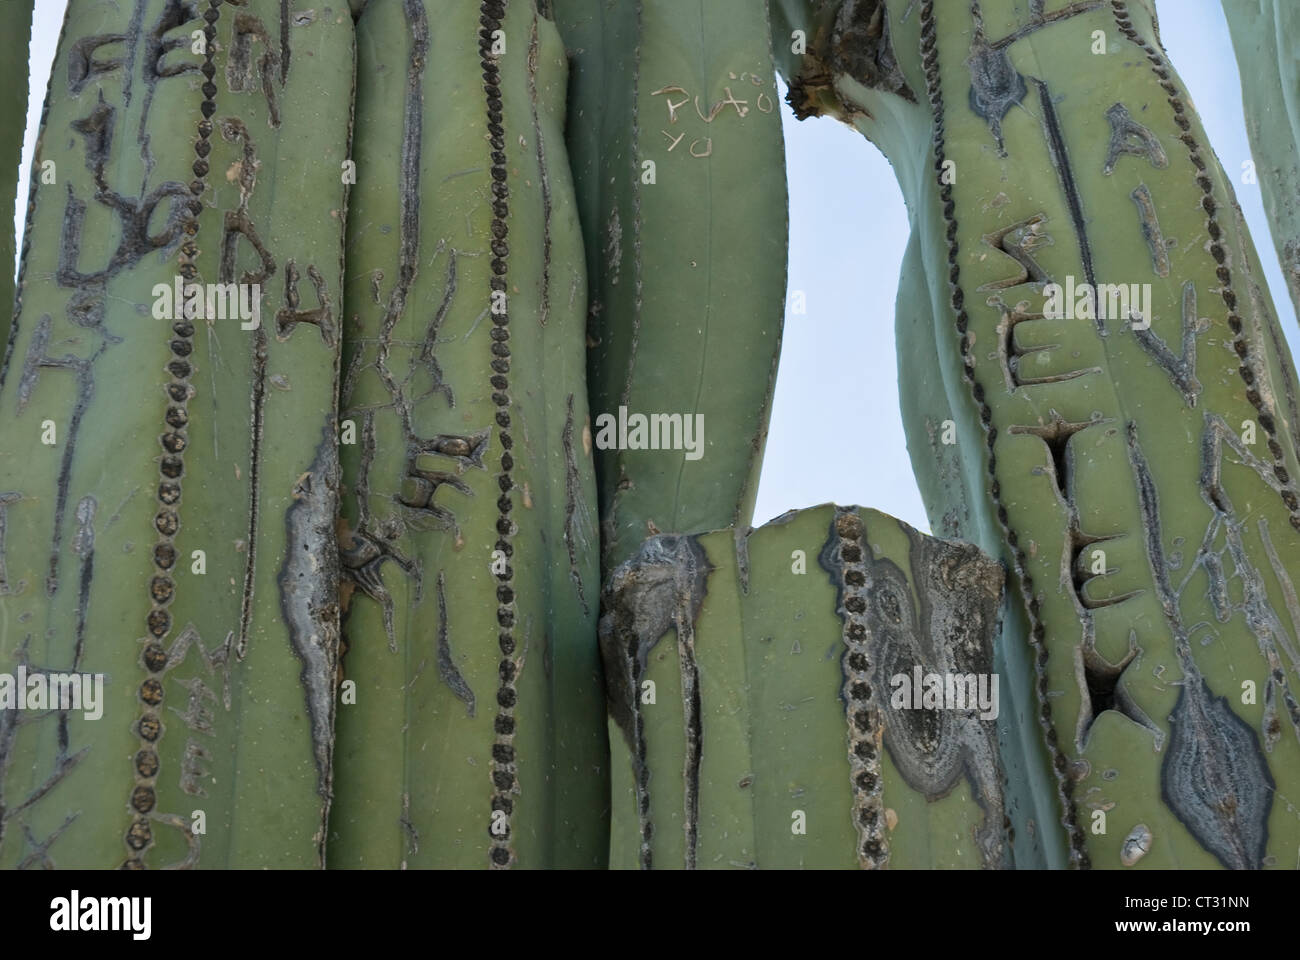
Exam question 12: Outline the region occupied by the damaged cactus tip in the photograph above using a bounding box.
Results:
[774,0,1300,869]
[599,503,1008,869]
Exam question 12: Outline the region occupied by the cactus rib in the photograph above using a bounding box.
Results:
[329,0,607,869]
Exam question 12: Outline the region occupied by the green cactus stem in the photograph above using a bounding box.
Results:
[0,0,353,868]
[328,0,607,869]
[1222,0,1300,324]
[552,0,789,572]
[0,0,33,355]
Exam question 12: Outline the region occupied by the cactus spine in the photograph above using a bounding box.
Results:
[0,0,353,868]
[328,0,607,869]
[553,0,789,572]
[774,0,1300,868]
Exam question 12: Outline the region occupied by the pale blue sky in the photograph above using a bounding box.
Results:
[12,1,1298,537]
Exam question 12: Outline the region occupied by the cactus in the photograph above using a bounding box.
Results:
[0,0,353,868]
[1222,0,1300,323]
[599,504,1008,868]
[772,0,1300,868]
[4,0,1300,876]
[327,0,607,869]
[0,0,33,354]
[552,0,788,572]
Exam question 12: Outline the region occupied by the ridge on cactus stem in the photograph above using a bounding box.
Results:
[328,0,607,869]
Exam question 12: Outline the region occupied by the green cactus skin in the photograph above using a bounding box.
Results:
[892,228,1061,870]
[328,0,607,869]
[552,0,788,572]
[0,0,33,355]
[598,503,1008,869]
[0,0,353,869]
[776,0,1300,869]
[1222,0,1300,323]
